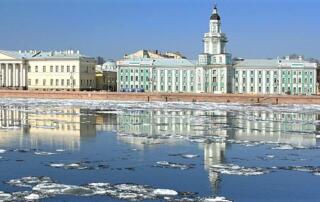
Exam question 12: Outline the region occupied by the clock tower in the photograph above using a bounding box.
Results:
[199,5,231,65]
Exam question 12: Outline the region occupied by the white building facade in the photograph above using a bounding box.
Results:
[233,58,317,95]
[0,50,28,89]
[0,50,96,91]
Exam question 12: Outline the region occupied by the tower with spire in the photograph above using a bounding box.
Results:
[199,4,231,65]
[197,4,233,94]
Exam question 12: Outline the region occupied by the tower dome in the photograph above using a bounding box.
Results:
[210,6,220,20]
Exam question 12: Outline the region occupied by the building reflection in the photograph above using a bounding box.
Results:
[0,106,96,151]
[0,106,319,193]
[96,109,318,193]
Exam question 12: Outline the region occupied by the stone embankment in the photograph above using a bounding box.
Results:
[0,90,320,104]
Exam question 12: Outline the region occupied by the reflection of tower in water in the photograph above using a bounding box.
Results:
[202,142,226,195]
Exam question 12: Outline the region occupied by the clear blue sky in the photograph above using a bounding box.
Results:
[0,0,319,60]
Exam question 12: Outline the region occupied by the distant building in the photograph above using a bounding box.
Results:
[96,70,117,91]
[124,50,186,60]
[117,58,197,92]
[0,50,28,89]
[0,50,96,91]
[116,6,232,94]
[233,57,318,95]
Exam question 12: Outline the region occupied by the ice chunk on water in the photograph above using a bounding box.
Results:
[271,145,294,150]
[24,193,40,200]
[155,161,194,170]
[211,164,270,176]
[5,175,231,201]
[153,189,178,196]
[0,149,6,154]
[7,176,53,188]
[203,196,232,202]
[34,151,56,156]
[0,191,12,201]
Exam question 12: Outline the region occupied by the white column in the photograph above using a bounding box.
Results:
[13,64,16,87]
[21,65,25,88]
[20,64,23,88]
[5,64,9,87]
[15,64,19,87]
[8,64,12,87]
[0,64,3,87]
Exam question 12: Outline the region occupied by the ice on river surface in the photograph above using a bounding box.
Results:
[0,98,320,201]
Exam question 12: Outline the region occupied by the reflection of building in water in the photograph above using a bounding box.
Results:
[98,110,231,137]
[202,142,226,194]
[96,109,319,194]
[231,111,317,147]
[0,106,28,129]
[0,107,96,151]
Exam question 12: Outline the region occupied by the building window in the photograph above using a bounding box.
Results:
[61,66,64,72]
[250,86,254,92]
[43,66,46,72]
[212,77,217,82]
[50,66,53,72]
[61,79,64,86]
[35,79,39,85]
[35,66,38,72]
[67,66,70,72]
[50,79,53,86]
[28,66,31,72]
[56,79,59,86]
[72,66,76,72]
[28,79,31,85]
[55,66,59,72]
[250,78,254,83]
[43,79,46,86]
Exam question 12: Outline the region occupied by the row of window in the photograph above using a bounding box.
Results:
[235,77,313,84]
[28,65,77,73]
[28,79,95,87]
[28,79,76,86]
[119,84,194,92]
[235,70,313,76]
[235,86,313,94]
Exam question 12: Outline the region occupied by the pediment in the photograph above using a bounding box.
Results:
[0,51,22,60]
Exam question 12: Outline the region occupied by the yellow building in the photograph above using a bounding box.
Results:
[0,50,97,91]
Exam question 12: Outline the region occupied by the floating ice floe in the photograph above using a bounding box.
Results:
[153,189,178,196]
[48,161,109,170]
[203,196,232,202]
[56,149,65,152]
[271,145,295,150]
[210,164,270,176]
[0,149,6,153]
[34,151,56,156]
[155,161,195,170]
[5,176,230,201]
[6,176,53,188]
[278,166,320,176]
[169,153,199,159]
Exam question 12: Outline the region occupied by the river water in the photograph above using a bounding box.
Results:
[0,99,319,201]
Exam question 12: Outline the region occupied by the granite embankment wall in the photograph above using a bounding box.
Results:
[0,90,320,104]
